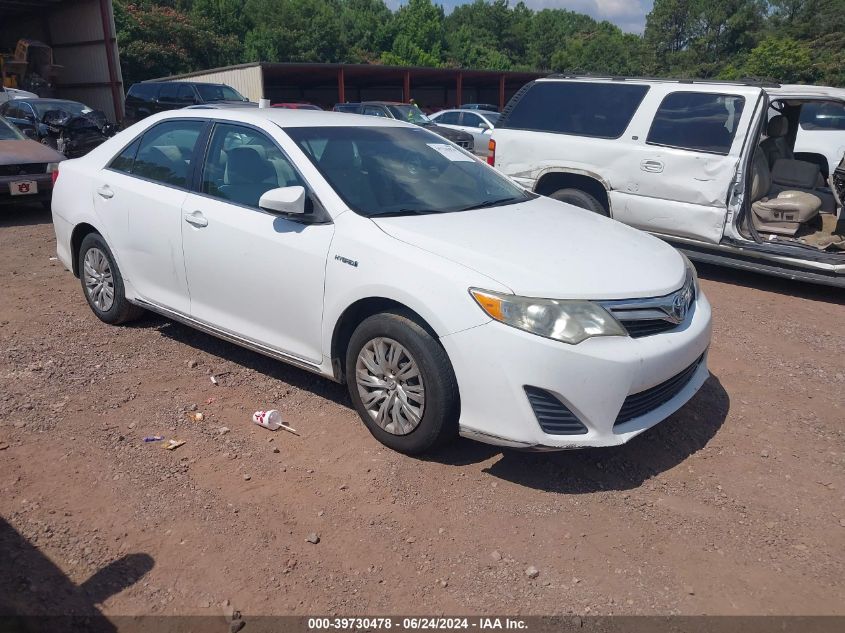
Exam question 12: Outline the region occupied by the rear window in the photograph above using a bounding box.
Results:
[799,101,845,131]
[501,81,649,139]
[647,92,745,155]
[128,83,158,100]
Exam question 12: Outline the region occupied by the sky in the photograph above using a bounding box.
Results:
[387,1,655,34]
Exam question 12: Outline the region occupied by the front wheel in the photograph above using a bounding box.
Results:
[78,233,144,325]
[345,311,459,455]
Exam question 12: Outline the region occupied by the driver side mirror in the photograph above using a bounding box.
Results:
[259,186,306,215]
[478,121,491,130]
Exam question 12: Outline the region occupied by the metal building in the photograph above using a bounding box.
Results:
[0,0,123,121]
[159,62,544,111]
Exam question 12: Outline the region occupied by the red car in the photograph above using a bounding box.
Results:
[271,103,321,110]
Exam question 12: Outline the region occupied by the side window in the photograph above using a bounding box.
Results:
[502,81,649,139]
[647,92,746,155]
[5,103,23,119]
[177,84,196,104]
[159,83,179,102]
[799,101,845,131]
[462,112,482,127]
[109,138,142,174]
[201,123,304,208]
[132,119,204,187]
[437,111,460,125]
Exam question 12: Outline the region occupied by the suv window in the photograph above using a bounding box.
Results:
[159,83,180,102]
[127,83,158,101]
[502,81,649,139]
[201,123,304,208]
[177,84,196,104]
[647,92,745,155]
[132,119,205,187]
[799,101,845,131]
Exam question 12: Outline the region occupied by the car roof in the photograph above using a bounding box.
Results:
[765,84,845,100]
[10,98,80,105]
[152,107,414,129]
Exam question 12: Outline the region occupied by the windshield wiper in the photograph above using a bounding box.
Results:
[456,197,523,211]
[369,208,440,218]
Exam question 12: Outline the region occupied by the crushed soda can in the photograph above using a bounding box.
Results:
[143,435,164,442]
[253,410,282,431]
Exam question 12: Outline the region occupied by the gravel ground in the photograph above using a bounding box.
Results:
[1,204,843,619]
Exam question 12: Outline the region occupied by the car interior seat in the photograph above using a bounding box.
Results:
[319,139,379,211]
[750,150,822,236]
[219,146,278,207]
[761,114,829,193]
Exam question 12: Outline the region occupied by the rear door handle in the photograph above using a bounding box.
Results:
[96,186,114,199]
[184,211,208,228]
[640,159,664,173]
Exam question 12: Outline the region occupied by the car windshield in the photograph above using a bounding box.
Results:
[196,84,246,102]
[0,116,24,140]
[386,105,431,124]
[286,125,531,217]
[31,100,92,119]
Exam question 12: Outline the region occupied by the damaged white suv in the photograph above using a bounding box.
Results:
[490,77,845,287]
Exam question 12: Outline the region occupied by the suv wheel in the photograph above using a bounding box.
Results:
[550,188,608,215]
[78,233,144,325]
[345,311,459,455]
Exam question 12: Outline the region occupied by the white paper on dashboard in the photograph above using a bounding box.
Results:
[427,143,474,162]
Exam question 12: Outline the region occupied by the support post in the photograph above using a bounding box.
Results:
[499,75,506,111]
[337,67,345,103]
[456,71,463,108]
[403,70,410,103]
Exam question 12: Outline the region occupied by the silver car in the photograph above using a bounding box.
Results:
[430,109,500,156]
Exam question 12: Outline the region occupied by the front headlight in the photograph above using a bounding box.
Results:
[680,253,699,295]
[469,288,626,344]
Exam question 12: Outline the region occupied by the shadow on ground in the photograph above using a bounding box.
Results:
[0,517,153,631]
[129,307,728,494]
[428,375,730,493]
[0,204,52,229]
[144,316,350,408]
[696,261,845,305]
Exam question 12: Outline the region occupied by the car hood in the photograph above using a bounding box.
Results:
[371,196,686,300]
[0,139,64,165]
[422,123,473,142]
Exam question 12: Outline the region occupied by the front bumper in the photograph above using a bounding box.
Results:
[1,173,53,204]
[440,292,712,449]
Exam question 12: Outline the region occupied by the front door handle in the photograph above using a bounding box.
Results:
[184,211,208,228]
[640,159,664,173]
[96,185,114,199]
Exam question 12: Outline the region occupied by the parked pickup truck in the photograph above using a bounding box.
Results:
[490,76,845,287]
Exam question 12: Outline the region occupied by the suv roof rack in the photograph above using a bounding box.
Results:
[544,73,782,88]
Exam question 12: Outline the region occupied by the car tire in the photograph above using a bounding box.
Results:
[78,233,144,325]
[549,188,608,215]
[345,310,459,455]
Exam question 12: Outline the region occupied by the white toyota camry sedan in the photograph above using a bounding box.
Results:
[50,108,712,454]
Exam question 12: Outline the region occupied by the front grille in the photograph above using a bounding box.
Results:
[614,353,705,426]
[601,271,696,339]
[0,163,46,177]
[619,319,678,338]
[524,386,587,435]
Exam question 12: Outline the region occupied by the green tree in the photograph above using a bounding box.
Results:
[381,0,445,66]
[114,0,239,86]
[243,0,344,63]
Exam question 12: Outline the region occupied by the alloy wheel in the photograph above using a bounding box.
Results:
[83,247,115,312]
[355,337,426,435]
